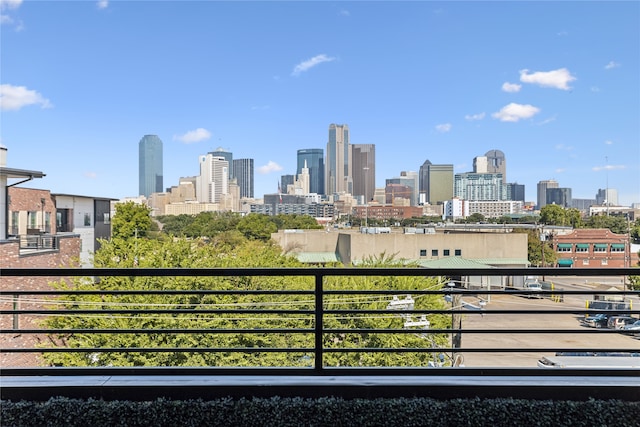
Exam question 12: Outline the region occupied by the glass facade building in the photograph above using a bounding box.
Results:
[233,158,254,198]
[297,148,325,195]
[138,135,163,198]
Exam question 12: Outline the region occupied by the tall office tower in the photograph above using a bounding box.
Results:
[289,160,310,195]
[474,150,507,184]
[209,148,233,179]
[297,149,325,195]
[325,124,351,195]
[546,187,572,208]
[197,154,229,203]
[507,183,525,202]
[351,144,375,203]
[233,158,254,198]
[280,174,295,193]
[386,171,418,206]
[419,160,454,204]
[138,135,163,197]
[537,179,559,209]
[596,188,618,206]
[454,172,506,201]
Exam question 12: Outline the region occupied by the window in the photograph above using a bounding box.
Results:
[419,249,427,257]
[611,244,625,252]
[103,213,111,224]
[593,244,607,253]
[27,211,37,228]
[10,211,19,234]
[582,259,590,266]
[443,249,450,256]
[84,213,91,226]
[575,244,589,253]
[431,249,438,257]
[455,249,462,256]
[601,259,608,265]
[557,243,572,253]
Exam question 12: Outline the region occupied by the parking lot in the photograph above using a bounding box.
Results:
[459,293,640,368]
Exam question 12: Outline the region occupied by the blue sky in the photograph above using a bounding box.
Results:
[1,1,639,206]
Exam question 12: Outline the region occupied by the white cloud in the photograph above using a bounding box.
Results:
[339,9,350,16]
[537,115,557,125]
[590,86,600,92]
[0,0,22,10]
[0,84,52,111]
[555,168,566,174]
[554,143,573,151]
[557,30,568,36]
[257,161,283,174]
[435,123,452,133]
[173,128,211,144]
[0,14,11,24]
[604,61,620,70]
[291,54,336,76]
[592,164,625,172]
[84,172,98,179]
[97,0,109,9]
[464,112,485,121]
[519,68,576,90]
[604,140,613,145]
[491,103,540,122]
[501,82,521,93]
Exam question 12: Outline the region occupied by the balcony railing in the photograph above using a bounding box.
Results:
[1,267,639,401]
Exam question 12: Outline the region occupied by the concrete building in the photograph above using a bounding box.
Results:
[138,135,163,198]
[596,188,619,207]
[386,172,418,206]
[272,228,528,267]
[197,154,229,203]
[454,173,506,201]
[325,124,352,195]
[351,144,375,203]
[537,179,559,209]
[297,149,324,195]
[443,198,469,221]
[209,148,233,180]
[473,149,507,184]
[553,228,630,269]
[419,160,454,205]
[352,205,424,222]
[468,200,524,218]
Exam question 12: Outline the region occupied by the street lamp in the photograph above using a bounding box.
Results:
[363,167,370,228]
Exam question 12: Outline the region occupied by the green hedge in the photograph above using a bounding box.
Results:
[2,396,638,427]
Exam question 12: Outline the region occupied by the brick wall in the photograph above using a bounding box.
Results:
[0,235,81,367]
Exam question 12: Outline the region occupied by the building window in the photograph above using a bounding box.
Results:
[582,259,590,266]
[431,249,438,257]
[28,211,37,228]
[575,245,589,253]
[593,245,607,253]
[455,249,462,256]
[10,211,19,235]
[443,249,450,256]
[84,213,91,226]
[103,213,111,224]
[420,249,427,257]
[601,259,608,265]
[557,246,572,253]
[610,244,625,252]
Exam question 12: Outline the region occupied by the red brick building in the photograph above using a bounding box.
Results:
[553,228,630,268]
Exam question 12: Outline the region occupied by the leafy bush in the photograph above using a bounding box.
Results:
[2,396,639,427]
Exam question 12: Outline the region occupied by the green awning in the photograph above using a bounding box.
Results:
[576,244,589,249]
[611,243,625,249]
[558,259,574,266]
[557,243,572,249]
[594,244,608,249]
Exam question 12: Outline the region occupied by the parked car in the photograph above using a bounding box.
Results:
[622,320,640,335]
[580,313,610,328]
[607,316,638,330]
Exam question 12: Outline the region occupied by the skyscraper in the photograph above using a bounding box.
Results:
[233,158,254,198]
[474,150,507,184]
[419,160,454,204]
[197,154,228,203]
[325,124,351,195]
[351,144,375,203]
[537,179,559,209]
[209,148,233,179]
[507,183,525,202]
[297,148,325,195]
[546,187,572,208]
[138,135,163,198]
[454,172,506,201]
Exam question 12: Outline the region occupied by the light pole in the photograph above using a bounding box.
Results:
[363,167,369,228]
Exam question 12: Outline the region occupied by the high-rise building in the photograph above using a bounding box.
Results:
[351,144,375,203]
[386,171,418,206]
[196,154,228,203]
[419,160,454,205]
[325,124,351,195]
[474,149,507,184]
[537,179,559,209]
[233,158,254,198]
[209,148,233,179]
[507,183,525,202]
[280,174,295,194]
[454,173,506,201]
[138,135,163,197]
[297,149,324,195]
[596,188,619,206]
[546,187,572,208]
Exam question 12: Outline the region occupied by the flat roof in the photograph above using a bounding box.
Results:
[0,167,46,179]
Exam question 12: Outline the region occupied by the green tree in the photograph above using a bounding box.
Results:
[631,219,640,243]
[514,229,556,267]
[584,214,629,234]
[111,201,152,239]
[236,213,278,241]
[539,204,566,226]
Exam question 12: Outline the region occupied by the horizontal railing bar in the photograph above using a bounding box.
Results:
[0,309,315,315]
[4,328,638,335]
[0,290,316,296]
[4,347,639,354]
[2,267,636,277]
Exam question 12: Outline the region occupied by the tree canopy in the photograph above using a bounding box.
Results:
[111,201,153,239]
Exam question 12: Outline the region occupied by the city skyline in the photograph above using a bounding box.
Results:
[1,1,638,205]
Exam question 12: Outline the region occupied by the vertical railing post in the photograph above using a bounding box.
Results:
[12,294,19,330]
[314,272,324,372]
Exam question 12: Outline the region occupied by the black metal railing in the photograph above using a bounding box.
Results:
[17,234,59,251]
[2,267,639,369]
